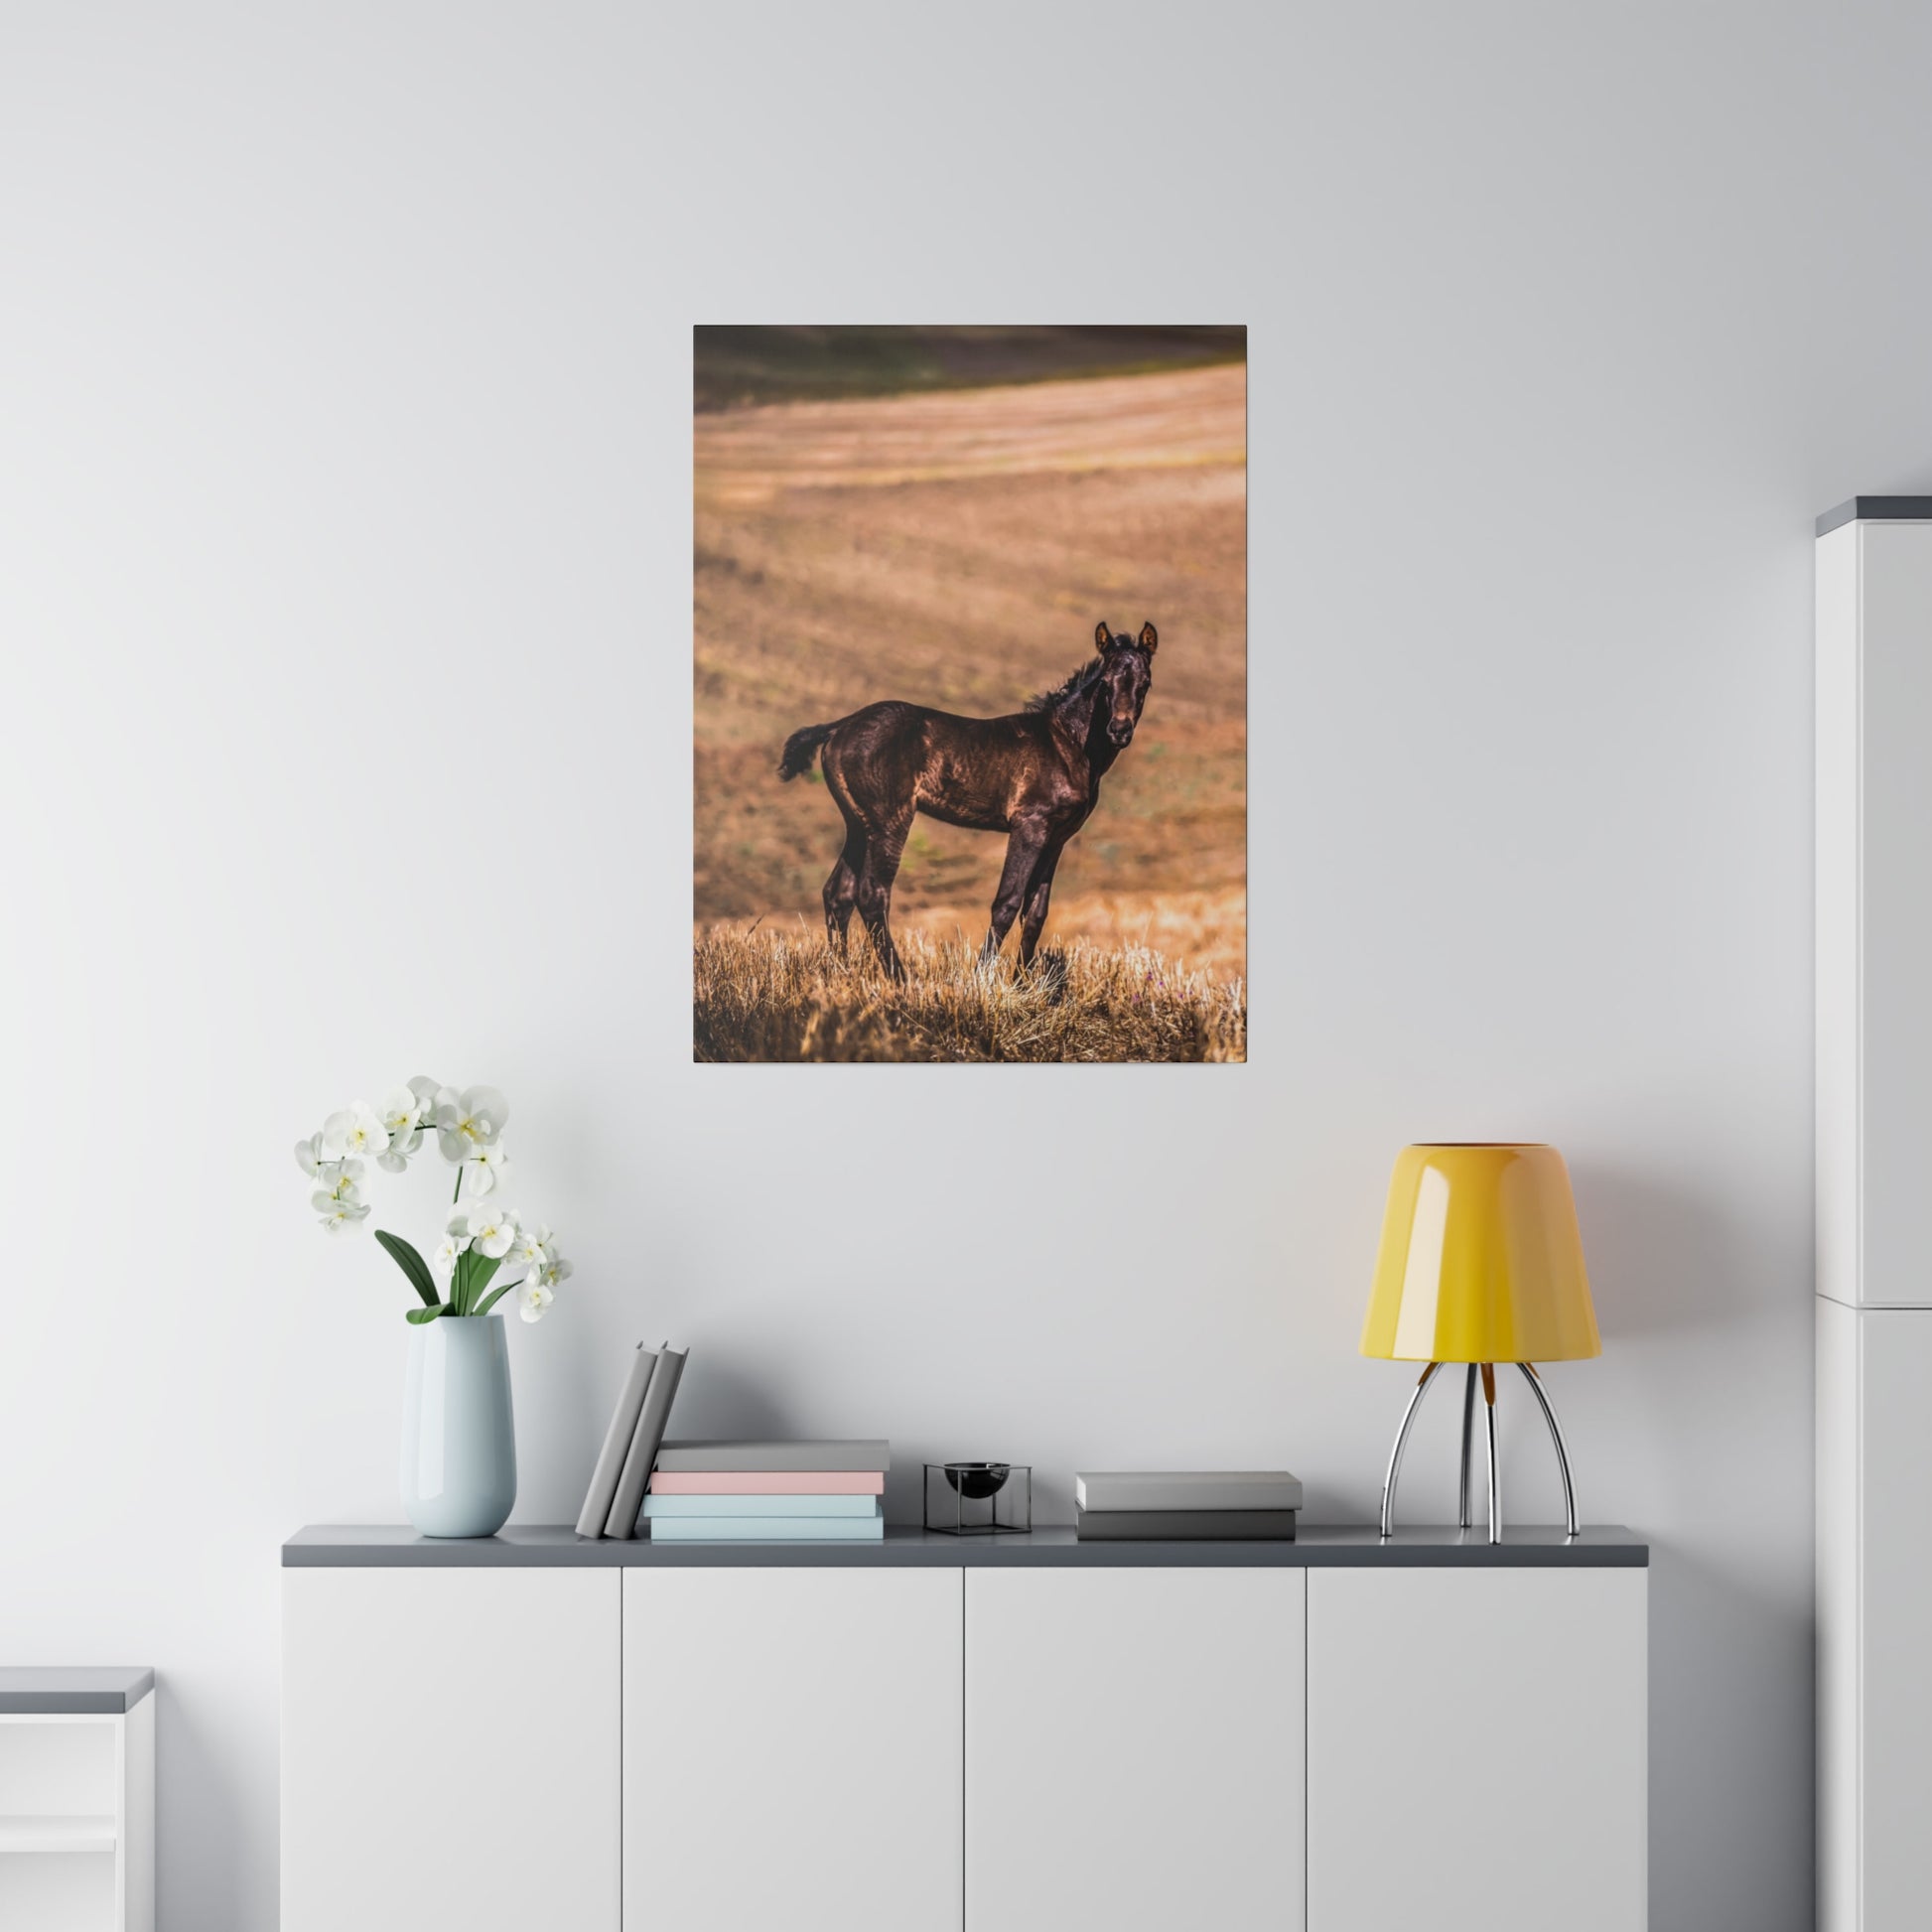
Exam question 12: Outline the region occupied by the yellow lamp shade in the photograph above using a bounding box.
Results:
[1361,1144,1599,1364]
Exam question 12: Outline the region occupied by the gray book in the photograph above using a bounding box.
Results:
[652,1439,890,1474]
[605,1344,689,1539]
[1075,1470,1305,1513]
[574,1343,657,1539]
[1075,1507,1298,1541]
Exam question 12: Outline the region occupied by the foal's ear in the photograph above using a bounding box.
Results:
[1094,620,1113,649]
[1138,621,1159,653]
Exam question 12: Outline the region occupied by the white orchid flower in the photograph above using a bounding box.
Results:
[460,1143,513,1198]
[433,1220,470,1276]
[378,1085,423,1137]
[408,1074,442,1114]
[377,1126,423,1173]
[321,1101,388,1163]
[314,1159,365,1203]
[314,1190,370,1235]
[434,1085,508,1163]
[509,1221,553,1270]
[531,1251,573,1294]
[293,1133,327,1179]
[517,1282,555,1323]
[465,1206,517,1260]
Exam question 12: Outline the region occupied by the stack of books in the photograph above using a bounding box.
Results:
[642,1441,889,1542]
[575,1341,690,1541]
[1073,1470,1303,1540]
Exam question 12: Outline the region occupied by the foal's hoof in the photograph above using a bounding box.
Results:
[1021,949,1069,1003]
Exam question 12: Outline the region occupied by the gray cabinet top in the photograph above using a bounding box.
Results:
[0,1667,154,1714]
[285,1524,1646,1569]
[1817,496,1932,536]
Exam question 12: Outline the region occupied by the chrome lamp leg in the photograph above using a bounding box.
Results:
[1518,1362,1580,1537]
[1457,1365,1477,1529]
[1378,1361,1442,1539]
[1481,1362,1501,1544]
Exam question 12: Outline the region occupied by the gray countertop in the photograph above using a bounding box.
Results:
[285,1524,1646,1569]
[0,1667,154,1714]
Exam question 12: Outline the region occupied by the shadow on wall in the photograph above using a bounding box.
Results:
[1570,1160,1786,1340]
[660,1358,801,1449]
[1642,1536,1814,1927]
[158,1678,248,1929]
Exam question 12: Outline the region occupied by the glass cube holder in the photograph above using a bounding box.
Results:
[924,1462,1032,1535]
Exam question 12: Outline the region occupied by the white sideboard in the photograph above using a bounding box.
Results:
[1816,500,1932,1932]
[282,1525,1647,1932]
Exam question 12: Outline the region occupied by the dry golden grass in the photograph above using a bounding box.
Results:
[695,924,1246,1064]
[883,886,1248,988]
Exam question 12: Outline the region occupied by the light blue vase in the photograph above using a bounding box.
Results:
[401,1315,516,1538]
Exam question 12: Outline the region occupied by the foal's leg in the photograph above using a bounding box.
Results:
[856,813,912,981]
[822,829,865,955]
[982,818,1050,964]
[1018,839,1066,968]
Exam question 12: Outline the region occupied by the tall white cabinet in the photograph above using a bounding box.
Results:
[1816,499,1932,1932]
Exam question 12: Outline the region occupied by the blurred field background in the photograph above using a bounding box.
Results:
[694,326,1246,1057]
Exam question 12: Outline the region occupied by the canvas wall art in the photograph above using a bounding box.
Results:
[693,326,1246,1062]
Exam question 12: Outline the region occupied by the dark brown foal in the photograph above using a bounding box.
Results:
[777,621,1158,979]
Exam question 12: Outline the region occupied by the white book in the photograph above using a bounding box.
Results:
[1074,1470,1304,1513]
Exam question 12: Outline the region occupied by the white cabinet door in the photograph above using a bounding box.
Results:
[1856,527,1932,1307]
[623,1567,961,1932]
[965,1567,1305,1932]
[1858,1308,1932,1926]
[1819,522,1932,1310]
[282,1569,621,1932]
[1307,1568,1645,1932]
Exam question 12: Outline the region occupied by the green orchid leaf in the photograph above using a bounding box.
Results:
[374,1229,440,1309]
[467,1254,503,1309]
[474,1279,517,1318]
[404,1303,447,1325]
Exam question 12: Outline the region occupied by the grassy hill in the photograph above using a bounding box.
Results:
[695,324,1246,411]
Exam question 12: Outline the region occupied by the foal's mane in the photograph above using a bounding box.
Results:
[1023,655,1105,714]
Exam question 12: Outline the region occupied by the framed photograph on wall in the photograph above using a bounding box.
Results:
[693,326,1246,1062]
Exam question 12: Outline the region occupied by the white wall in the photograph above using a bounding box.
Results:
[2,3,1925,1925]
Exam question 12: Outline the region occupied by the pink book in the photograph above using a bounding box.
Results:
[647,1469,886,1495]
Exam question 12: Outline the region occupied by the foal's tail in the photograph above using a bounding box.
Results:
[777,719,838,780]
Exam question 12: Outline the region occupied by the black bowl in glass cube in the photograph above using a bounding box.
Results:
[925,1461,1032,1535]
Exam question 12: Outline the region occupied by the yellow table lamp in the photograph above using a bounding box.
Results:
[1363,1144,1598,1543]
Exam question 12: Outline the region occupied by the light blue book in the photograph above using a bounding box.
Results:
[647,1515,887,1543]
[640,1493,882,1520]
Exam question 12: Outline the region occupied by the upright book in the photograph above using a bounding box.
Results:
[575,1342,657,1539]
[604,1343,689,1539]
